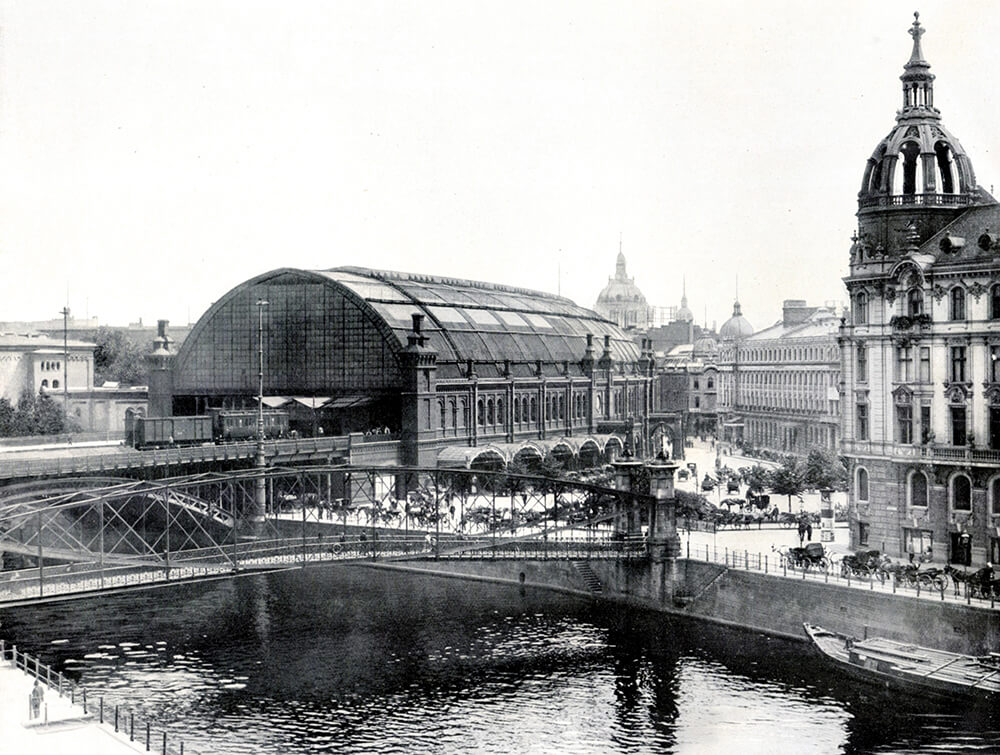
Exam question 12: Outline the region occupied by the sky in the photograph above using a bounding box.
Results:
[3,1,1000,332]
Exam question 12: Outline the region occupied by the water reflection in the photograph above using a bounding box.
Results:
[1,566,999,753]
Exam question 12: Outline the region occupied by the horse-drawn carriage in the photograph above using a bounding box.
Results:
[774,542,829,571]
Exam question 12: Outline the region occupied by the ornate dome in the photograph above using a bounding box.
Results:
[858,13,978,208]
[719,301,753,341]
[594,251,648,329]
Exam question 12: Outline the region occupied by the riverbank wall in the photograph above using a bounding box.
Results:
[375,556,1000,654]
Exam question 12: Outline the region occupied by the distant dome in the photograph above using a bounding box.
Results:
[693,334,717,358]
[594,251,648,329]
[719,301,753,341]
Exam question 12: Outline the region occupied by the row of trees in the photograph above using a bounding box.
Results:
[0,391,76,437]
[738,448,847,510]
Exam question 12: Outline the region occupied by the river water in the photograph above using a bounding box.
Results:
[2,566,998,754]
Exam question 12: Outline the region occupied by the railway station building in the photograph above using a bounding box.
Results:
[154,267,656,468]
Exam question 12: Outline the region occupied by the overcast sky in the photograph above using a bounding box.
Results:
[3,1,1000,332]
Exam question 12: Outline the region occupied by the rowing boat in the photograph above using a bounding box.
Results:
[803,623,1000,699]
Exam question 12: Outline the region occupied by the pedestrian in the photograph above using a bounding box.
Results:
[797,518,808,545]
[30,679,43,720]
[806,520,813,542]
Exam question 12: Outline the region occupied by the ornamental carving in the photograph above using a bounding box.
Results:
[945,384,969,404]
[985,385,1000,406]
[892,385,913,405]
[884,286,898,303]
[931,284,948,302]
[968,281,988,302]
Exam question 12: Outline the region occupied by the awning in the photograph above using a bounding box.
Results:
[288,396,331,409]
[259,396,291,408]
[327,395,373,409]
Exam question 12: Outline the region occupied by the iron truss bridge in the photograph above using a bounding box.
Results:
[0,465,652,606]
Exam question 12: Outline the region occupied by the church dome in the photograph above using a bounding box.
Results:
[719,301,753,341]
[596,251,647,306]
[594,251,648,329]
[858,13,978,209]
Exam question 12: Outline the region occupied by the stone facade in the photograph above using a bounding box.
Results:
[841,15,1000,564]
[718,300,841,455]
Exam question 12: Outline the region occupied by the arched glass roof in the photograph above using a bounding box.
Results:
[318,267,639,376]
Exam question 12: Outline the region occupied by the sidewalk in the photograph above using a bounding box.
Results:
[0,661,146,755]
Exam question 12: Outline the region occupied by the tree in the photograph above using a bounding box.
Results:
[93,327,147,385]
[0,391,75,437]
[744,465,770,495]
[768,457,806,512]
[803,447,848,491]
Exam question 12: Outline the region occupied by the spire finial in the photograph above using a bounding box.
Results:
[907,11,926,65]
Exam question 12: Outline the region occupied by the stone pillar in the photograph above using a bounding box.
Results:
[612,457,642,542]
[647,454,681,604]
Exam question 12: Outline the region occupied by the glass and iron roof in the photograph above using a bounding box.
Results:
[315,267,639,370]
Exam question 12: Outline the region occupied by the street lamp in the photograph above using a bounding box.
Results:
[59,306,70,421]
[256,299,269,446]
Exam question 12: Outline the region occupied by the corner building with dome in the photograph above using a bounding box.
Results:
[841,15,1000,565]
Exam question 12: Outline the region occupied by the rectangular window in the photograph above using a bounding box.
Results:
[951,346,967,383]
[951,405,966,446]
[991,407,1000,451]
[920,405,932,444]
[896,404,913,444]
[991,345,1000,383]
[896,346,913,382]
[856,345,867,383]
[919,347,931,383]
[858,522,870,547]
[856,403,869,441]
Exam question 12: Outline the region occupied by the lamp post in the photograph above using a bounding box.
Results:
[253,299,269,524]
[59,307,70,429]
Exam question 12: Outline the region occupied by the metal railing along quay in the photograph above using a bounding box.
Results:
[1,639,198,754]
[685,540,1000,611]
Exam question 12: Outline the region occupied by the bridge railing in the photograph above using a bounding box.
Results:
[0,638,197,754]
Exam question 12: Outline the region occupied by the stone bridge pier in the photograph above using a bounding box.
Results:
[613,453,680,604]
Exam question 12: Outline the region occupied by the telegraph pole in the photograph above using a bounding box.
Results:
[60,306,70,420]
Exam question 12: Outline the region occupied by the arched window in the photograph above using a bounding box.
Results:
[487,398,495,425]
[40,379,48,388]
[855,292,868,325]
[990,476,1000,515]
[460,400,467,427]
[952,474,972,512]
[856,467,869,502]
[450,400,457,429]
[477,399,485,426]
[558,394,565,420]
[497,398,504,425]
[950,287,967,321]
[439,400,446,430]
[530,396,537,422]
[910,470,928,508]
[707,377,714,389]
[907,288,923,316]
[992,284,1000,320]
[52,380,60,389]
[513,397,520,424]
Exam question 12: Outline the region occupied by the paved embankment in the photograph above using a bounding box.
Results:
[0,643,190,755]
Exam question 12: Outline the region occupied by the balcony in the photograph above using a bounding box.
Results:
[858,192,974,210]
[842,439,1000,465]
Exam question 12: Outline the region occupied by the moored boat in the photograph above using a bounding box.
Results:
[803,623,1000,700]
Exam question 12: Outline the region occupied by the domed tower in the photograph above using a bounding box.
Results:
[719,301,753,341]
[594,250,649,329]
[675,277,694,323]
[855,13,988,259]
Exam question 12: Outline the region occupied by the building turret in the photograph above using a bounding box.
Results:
[148,320,174,417]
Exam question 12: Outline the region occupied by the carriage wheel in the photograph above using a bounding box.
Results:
[933,575,948,593]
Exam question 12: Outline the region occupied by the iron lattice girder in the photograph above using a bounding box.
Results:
[0,465,653,570]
